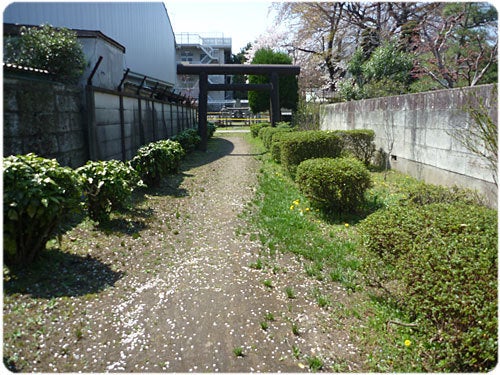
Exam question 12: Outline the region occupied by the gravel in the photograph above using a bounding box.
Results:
[3,133,365,372]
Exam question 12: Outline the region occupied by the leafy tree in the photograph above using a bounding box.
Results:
[248,48,298,114]
[340,40,415,100]
[412,2,498,90]
[5,24,86,83]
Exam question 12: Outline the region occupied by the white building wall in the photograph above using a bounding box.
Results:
[3,2,176,85]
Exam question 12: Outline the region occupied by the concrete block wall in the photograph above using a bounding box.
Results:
[3,73,88,167]
[4,73,198,167]
[91,88,197,161]
[320,84,497,207]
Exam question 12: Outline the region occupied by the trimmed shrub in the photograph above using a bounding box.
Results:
[77,160,143,222]
[171,128,201,153]
[400,181,485,206]
[295,157,372,212]
[358,202,497,372]
[335,129,376,165]
[130,139,184,187]
[250,122,270,138]
[3,153,83,266]
[270,131,294,163]
[280,131,343,177]
[258,125,292,150]
[207,122,217,138]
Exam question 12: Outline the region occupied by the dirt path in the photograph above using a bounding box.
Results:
[4,133,364,372]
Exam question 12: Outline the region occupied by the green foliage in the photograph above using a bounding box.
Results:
[335,129,376,165]
[171,129,201,153]
[296,157,372,212]
[400,181,486,206]
[250,122,270,138]
[362,41,414,85]
[3,153,83,266]
[279,131,343,177]
[358,202,497,371]
[248,48,299,113]
[258,125,292,150]
[5,24,86,83]
[340,40,414,100]
[130,139,184,187]
[77,160,143,222]
[292,99,321,130]
[207,122,217,138]
[270,131,295,163]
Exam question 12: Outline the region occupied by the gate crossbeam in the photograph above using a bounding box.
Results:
[177,63,300,151]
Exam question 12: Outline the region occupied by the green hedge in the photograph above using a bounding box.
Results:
[295,157,372,212]
[400,181,486,206]
[4,154,83,266]
[77,160,143,222]
[279,131,343,177]
[358,202,497,371]
[171,128,201,153]
[335,129,375,165]
[250,122,270,138]
[130,139,184,187]
[258,125,292,150]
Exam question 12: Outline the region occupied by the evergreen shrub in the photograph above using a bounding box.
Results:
[280,131,343,177]
[3,153,83,266]
[258,125,292,150]
[295,157,372,211]
[335,129,376,165]
[250,122,270,138]
[358,202,497,372]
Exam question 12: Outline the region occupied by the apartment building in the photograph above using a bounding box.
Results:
[175,32,233,111]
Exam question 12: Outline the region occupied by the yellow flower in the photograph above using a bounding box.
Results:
[293,200,300,205]
[404,339,411,347]
[344,223,349,228]
[305,207,310,212]
[290,205,295,210]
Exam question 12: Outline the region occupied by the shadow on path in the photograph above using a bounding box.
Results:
[4,248,123,299]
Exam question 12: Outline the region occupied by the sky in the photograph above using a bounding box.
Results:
[165,0,277,53]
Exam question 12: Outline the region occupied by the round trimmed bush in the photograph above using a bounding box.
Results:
[3,153,83,266]
[295,157,372,212]
[280,131,343,177]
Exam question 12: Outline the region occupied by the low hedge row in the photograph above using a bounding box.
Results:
[358,184,497,371]
[257,128,374,211]
[250,122,270,138]
[296,157,372,212]
[279,131,343,177]
[171,128,201,153]
[3,154,83,266]
[77,159,143,222]
[258,124,292,150]
[131,139,184,187]
[3,127,208,266]
[334,129,375,165]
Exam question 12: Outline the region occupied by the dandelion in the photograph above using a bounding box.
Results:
[290,205,295,210]
[344,223,349,228]
[404,339,411,347]
[305,207,310,212]
[293,199,300,206]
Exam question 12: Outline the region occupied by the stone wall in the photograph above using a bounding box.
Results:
[4,71,198,167]
[320,84,497,207]
[4,72,88,167]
